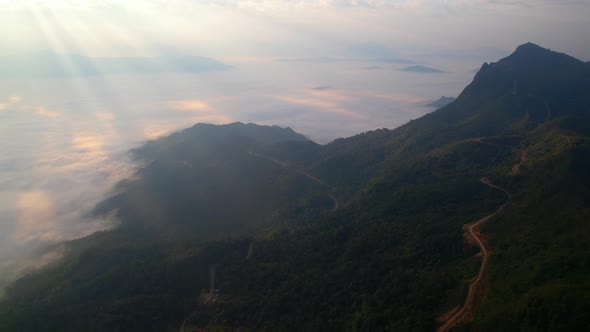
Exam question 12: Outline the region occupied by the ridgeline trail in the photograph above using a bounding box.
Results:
[248,151,339,212]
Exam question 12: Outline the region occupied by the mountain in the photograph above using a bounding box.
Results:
[0,53,230,77]
[426,96,456,108]
[92,122,327,241]
[1,43,589,332]
[401,65,444,73]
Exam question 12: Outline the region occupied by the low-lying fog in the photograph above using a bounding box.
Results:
[0,58,478,289]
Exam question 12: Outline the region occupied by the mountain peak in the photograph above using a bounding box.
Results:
[504,42,581,66]
[457,43,589,114]
[512,42,547,56]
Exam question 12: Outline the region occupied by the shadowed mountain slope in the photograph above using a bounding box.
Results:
[1,43,589,332]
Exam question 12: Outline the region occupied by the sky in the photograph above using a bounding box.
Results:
[1,1,590,59]
[1,0,589,289]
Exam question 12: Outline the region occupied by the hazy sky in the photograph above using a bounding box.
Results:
[0,0,589,59]
[1,0,589,290]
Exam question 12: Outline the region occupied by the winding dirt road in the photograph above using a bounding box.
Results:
[438,178,511,332]
[329,194,338,211]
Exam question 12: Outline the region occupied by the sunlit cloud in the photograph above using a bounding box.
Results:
[142,123,179,140]
[7,96,21,103]
[170,99,210,112]
[308,88,354,102]
[278,95,366,119]
[33,106,61,117]
[31,133,110,178]
[0,96,22,110]
[168,99,233,124]
[95,111,115,120]
[142,98,235,139]
[191,113,233,124]
[63,134,111,172]
[308,87,424,104]
[15,190,57,242]
[1,98,62,117]
[73,135,105,151]
[19,105,61,117]
[14,188,116,243]
[277,87,424,122]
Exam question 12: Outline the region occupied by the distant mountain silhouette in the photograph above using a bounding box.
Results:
[275,57,413,64]
[0,52,230,77]
[400,65,444,73]
[426,96,455,108]
[311,86,332,91]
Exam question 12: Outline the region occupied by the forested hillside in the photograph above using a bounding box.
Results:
[1,43,588,332]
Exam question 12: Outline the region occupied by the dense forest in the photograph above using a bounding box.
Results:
[1,43,589,331]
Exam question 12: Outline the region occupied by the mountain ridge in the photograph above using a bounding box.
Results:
[426,96,456,109]
[1,43,589,331]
